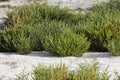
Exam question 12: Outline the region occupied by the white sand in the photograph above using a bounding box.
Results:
[0,0,119,80]
[0,52,120,80]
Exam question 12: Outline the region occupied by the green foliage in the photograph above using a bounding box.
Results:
[86,0,120,51]
[5,3,74,27]
[0,23,45,54]
[15,62,120,80]
[0,27,32,54]
[0,29,15,52]
[1,0,120,56]
[28,24,44,51]
[33,64,67,80]
[29,61,110,80]
[74,0,120,51]
[83,23,120,51]
[11,28,31,54]
[107,38,120,56]
[68,61,109,80]
[43,28,90,57]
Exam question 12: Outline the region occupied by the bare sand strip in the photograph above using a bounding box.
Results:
[0,52,120,80]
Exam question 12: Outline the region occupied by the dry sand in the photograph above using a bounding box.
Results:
[0,52,120,80]
[0,0,120,80]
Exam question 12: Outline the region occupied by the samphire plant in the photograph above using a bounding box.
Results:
[107,38,120,56]
[0,27,32,54]
[16,61,115,80]
[43,28,90,57]
[68,61,109,80]
[1,0,120,56]
[33,64,67,80]
[5,3,73,27]
[74,0,120,52]
[11,28,32,54]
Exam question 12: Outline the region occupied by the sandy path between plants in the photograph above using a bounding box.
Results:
[1,0,120,80]
[0,52,120,80]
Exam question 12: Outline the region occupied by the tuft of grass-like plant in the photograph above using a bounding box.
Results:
[0,28,31,54]
[43,27,90,57]
[16,61,120,80]
[0,28,15,52]
[33,64,67,80]
[32,61,110,80]
[74,0,120,52]
[1,0,120,56]
[0,26,33,54]
[5,3,74,27]
[11,28,32,54]
[107,38,120,56]
[68,61,109,80]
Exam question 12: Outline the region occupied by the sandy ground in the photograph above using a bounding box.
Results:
[0,52,120,80]
[1,0,120,80]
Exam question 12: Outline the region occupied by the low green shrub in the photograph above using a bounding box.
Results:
[0,29,15,52]
[32,61,109,80]
[33,64,67,80]
[11,28,32,54]
[5,3,76,27]
[29,24,44,51]
[73,0,120,51]
[0,26,32,54]
[88,0,120,51]
[43,28,90,57]
[17,61,120,80]
[107,38,120,56]
[85,22,120,51]
[30,20,70,51]
[0,22,46,53]
[0,29,31,54]
[1,0,120,56]
[68,61,109,80]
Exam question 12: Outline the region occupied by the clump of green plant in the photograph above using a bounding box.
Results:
[88,0,120,51]
[1,0,120,56]
[68,61,109,80]
[107,38,120,56]
[11,28,32,54]
[0,26,33,54]
[84,23,120,51]
[5,3,75,27]
[33,64,67,80]
[0,22,48,53]
[0,29,15,52]
[43,27,90,57]
[74,0,120,51]
[32,61,110,80]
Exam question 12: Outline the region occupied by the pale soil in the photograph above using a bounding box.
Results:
[1,0,119,80]
[0,52,120,80]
